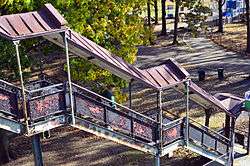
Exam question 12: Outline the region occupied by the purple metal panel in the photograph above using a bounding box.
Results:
[133,121,153,141]
[0,89,19,117]
[32,12,51,31]
[75,95,105,121]
[189,81,234,117]
[6,15,31,35]
[20,13,45,33]
[146,68,168,87]
[41,3,68,27]
[155,66,177,84]
[28,91,65,121]
[141,70,160,88]
[0,17,18,36]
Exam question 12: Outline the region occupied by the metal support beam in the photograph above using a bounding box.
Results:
[14,41,29,133]
[32,134,43,166]
[225,114,231,138]
[129,81,132,109]
[63,31,75,125]
[228,118,235,166]
[155,153,160,166]
[185,80,190,146]
[247,114,250,155]
[159,90,163,150]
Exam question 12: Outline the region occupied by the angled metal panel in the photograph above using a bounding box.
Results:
[73,117,157,155]
[0,115,23,134]
[187,142,228,165]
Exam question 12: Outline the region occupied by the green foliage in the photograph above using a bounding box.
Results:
[1,0,148,103]
[0,38,33,79]
[184,1,211,35]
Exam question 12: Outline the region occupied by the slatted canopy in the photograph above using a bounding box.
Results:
[0,3,67,41]
[0,3,242,118]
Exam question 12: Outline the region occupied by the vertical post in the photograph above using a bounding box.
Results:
[225,114,231,138]
[129,81,132,109]
[63,31,75,125]
[154,90,162,166]
[228,117,235,166]
[14,41,29,133]
[185,80,190,146]
[155,154,160,166]
[32,134,43,166]
[159,90,163,149]
[247,114,250,155]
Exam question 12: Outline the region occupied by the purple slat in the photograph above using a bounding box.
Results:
[147,68,168,87]
[32,12,51,31]
[41,4,67,27]
[141,70,160,87]
[0,25,10,36]
[20,13,45,33]
[155,66,176,85]
[162,65,180,82]
[6,15,31,35]
[165,59,188,80]
[0,17,18,36]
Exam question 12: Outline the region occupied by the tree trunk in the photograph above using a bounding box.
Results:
[161,0,166,35]
[154,0,158,25]
[218,0,224,33]
[205,109,212,127]
[147,0,151,27]
[0,130,11,164]
[173,0,180,44]
[246,0,250,53]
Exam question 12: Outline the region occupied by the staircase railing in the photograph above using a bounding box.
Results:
[0,79,21,119]
[162,117,185,146]
[27,83,66,122]
[72,83,158,143]
[188,118,230,156]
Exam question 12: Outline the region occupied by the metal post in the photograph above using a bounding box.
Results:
[155,153,160,166]
[247,114,250,155]
[185,80,190,146]
[14,41,29,133]
[229,118,235,166]
[32,134,43,166]
[63,31,75,125]
[159,90,163,150]
[129,81,132,109]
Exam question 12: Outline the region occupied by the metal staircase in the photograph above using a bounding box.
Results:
[0,77,235,165]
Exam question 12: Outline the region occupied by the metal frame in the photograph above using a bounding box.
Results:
[62,31,75,125]
[14,40,29,133]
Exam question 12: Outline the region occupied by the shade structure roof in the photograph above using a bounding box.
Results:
[0,3,241,118]
[0,4,67,41]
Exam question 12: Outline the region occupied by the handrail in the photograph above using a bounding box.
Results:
[72,82,158,124]
[0,79,29,93]
[162,117,184,128]
[189,118,230,142]
[202,153,228,166]
[29,83,64,93]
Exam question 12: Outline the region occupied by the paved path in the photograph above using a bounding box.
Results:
[136,37,250,165]
[137,37,250,77]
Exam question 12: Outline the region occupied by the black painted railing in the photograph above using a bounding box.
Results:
[188,119,230,156]
[162,117,185,146]
[72,83,158,142]
[27,83,66,122]
[0,79,21,119]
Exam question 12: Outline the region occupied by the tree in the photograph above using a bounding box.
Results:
[161,0,167,35]
[154,0,158,24]
[0,0,150,163]
[217,0,226,33]
[173,0,180,44]
[147,0,151,26]
[246,0,250,53]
